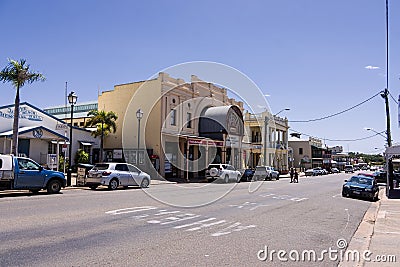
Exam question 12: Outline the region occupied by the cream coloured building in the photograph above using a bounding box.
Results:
[243,111,290,173]
[98,73,244,180]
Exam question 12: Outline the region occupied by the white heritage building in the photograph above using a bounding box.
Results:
[0,102,99,170]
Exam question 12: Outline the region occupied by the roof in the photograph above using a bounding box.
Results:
[0,126,68,141]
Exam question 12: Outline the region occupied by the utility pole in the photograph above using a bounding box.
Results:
[382,89,392,147]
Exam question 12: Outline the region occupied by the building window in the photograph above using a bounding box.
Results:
[187,112,192,128]
[299,148,303,155]
[170,109,176,126]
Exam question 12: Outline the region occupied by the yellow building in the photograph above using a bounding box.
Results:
[98,73,244,180]
[244,111,290,173]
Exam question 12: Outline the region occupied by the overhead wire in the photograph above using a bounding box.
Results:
[289,91,382,123]
[388,90,398,104]
[289,128,387,142]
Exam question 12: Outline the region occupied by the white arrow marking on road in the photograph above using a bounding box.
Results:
[173,218,217,229]
[105,206,158,215]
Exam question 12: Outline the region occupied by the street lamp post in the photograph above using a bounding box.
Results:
[67,91,77,186]
[274,108,290,117]
[136,109,143,163]
[364,128,388,144]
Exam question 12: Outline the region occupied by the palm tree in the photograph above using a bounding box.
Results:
[85,110,118,162]
[0,59,45,155]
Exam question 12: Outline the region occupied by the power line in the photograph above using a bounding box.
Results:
[289,128,386,142]
[289,91,382,123]
[388,90,398,104]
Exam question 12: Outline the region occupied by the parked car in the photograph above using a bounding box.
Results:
[313,167,326,175]
[369,166,378,171]
[205,164,242,183]
[241,168,254,182]
[0,154,66,194]
[331,168,340,173]
[305,168,318,176]
[344,165,354,173]
[86,163,151,190]
[253,166,279,181]
[342,175,379,201]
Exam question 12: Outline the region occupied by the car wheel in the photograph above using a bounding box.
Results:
[108,179,119,190]
[224,175,229,183]
[47,180,62,194]
[140,178,150,188]
[209,168,219,177]
[236,175,241,183]
[276,175,279,180]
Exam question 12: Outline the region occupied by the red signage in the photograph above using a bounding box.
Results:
[188,139,224,147]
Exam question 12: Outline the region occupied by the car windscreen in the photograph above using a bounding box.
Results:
[349,176,359,183]
[255,167,265,171]
[93,164,109,170]
[359,178,373,185]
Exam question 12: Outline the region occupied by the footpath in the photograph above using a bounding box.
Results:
[339,187,400,267]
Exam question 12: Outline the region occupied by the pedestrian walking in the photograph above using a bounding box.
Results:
[290,167,294,183]
[294,170,299,183]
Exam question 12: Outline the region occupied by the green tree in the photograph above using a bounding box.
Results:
[75,149,89,164]
[0,59,45,155]
[85,110,118,162]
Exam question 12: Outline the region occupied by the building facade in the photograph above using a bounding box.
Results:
[44,101,98,128]
[0,102,99,170]
[243,111,290,172]
[288,134,331,170]
[98,72,244,180]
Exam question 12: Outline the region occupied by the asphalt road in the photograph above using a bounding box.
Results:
[0,173,374,266]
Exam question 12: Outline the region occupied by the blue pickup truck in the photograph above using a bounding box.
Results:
[0,154,66,194]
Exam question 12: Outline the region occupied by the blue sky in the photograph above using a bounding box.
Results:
[1,0,399,153]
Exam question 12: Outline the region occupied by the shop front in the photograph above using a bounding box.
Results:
[0,102,99,169]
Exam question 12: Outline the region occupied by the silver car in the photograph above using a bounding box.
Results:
[86,163,151,190]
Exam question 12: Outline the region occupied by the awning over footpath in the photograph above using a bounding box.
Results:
[0,126,68,141]
[199,105,244,138]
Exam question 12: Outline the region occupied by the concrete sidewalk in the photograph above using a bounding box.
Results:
[339,187,400,267]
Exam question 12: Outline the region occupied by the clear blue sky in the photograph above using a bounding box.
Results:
[1,0,399,154]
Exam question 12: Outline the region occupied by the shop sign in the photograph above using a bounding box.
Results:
[56,124,68,130]
[0,107,43,121]
[188,139,224,147]
[113,149,123,159]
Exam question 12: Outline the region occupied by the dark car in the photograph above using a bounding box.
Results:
[241,169,254,182]
[342,175,379,201]
[372,171,387,183]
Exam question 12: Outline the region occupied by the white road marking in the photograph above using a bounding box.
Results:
[105,207,257,237]
[105,206,158,215]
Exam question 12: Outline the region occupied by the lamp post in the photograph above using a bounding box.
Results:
[67,91,77,186]
[136,108,143,163]
[274,108,290,117]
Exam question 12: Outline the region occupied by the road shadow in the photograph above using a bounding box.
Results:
[0,191,63,198]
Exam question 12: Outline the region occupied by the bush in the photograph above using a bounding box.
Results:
[75,149,89,165]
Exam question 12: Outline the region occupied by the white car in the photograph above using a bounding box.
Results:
[253,166,280,181]
[206,164,242,183]
[86,162,151,190]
